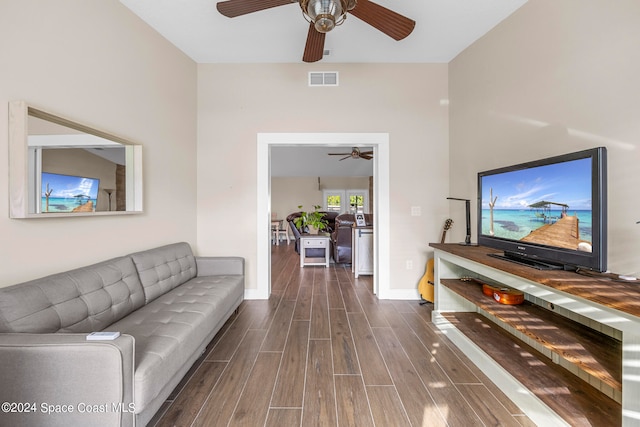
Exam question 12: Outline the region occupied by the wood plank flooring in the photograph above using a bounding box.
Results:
[149,244,535,427]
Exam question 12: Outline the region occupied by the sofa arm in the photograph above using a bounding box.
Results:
[0,333,135,427]
[195,256,244,277]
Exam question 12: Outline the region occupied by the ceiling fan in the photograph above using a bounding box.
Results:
[216,0,415,63]
[328,147,373,160]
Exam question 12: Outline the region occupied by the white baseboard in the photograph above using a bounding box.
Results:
[244,288,268,300]
[377,287,421,300]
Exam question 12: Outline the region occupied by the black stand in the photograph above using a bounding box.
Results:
[488,251,563,270]
[419,296,433,306]
[447,197,477,246]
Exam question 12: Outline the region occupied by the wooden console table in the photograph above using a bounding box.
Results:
[431,243,640,426]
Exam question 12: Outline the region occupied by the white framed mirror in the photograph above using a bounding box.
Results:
[9,100,143,218]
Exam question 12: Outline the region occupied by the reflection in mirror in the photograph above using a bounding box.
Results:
[9,101,143,218]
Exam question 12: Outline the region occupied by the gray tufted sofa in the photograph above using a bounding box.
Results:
[0,242,244,427]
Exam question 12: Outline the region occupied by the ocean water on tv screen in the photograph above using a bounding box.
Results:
[481,209,593,244]
[41,197,98,213]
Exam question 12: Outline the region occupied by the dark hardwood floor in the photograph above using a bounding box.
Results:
[149,243,534,427]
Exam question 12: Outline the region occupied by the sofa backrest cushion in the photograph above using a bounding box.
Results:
[334,213,374,229]
[128,242,197,304]
[0,256,145,333]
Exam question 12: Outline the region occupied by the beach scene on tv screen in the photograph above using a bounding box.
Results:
[481,158,593,252]
[41,172,99,213]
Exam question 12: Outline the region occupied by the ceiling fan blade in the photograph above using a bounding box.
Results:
[360,154,373,160]
[349,0,415,41]
[359,150,374,155]
[339,155,352,161]
[216,0,293,18]
[302,23,325,63]
[328,152,350,155]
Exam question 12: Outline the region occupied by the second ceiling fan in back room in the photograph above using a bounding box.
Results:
[216,0,415,63]
[328,147,373,160]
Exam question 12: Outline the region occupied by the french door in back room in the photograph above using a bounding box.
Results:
[323,189,369,214]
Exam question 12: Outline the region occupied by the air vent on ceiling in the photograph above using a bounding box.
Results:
[309,71,339,87]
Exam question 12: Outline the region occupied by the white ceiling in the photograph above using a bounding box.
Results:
[119,0,527,63]
[271,146,374,177]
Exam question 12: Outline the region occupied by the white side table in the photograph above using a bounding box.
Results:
[299,235,330,267]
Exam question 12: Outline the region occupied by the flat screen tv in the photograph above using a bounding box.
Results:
[41,172,100,213]
[477,147,607,272]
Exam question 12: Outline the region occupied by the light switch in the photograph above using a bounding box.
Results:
[411,206,421,216]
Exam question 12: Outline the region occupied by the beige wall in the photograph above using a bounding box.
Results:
[197,64,450,293]
[0,0,198,286]
[9,1,631,295]
[449,0,640,274]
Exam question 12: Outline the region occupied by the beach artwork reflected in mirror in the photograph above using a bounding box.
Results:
[41,172,100,213]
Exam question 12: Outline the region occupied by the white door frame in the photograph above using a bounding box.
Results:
[256,133,390,299]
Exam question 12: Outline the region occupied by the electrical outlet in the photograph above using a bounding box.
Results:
[411,206,421,216]
[406,260,413,270]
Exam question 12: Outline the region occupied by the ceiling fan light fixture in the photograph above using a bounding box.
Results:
[314,14,336,32]
[301,0,348,33]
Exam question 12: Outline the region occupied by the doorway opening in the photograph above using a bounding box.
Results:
[256,133,390,299]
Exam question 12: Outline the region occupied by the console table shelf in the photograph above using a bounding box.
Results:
[430,243,640,427]
[442,311,621,427]
[442,278,622,392]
